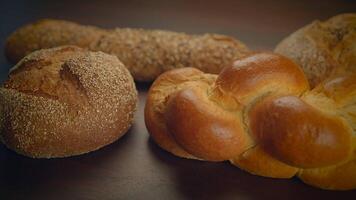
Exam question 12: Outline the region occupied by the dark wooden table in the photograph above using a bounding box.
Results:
[1,0,356,199]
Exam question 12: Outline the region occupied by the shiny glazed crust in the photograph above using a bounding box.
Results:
[145,52,355,190]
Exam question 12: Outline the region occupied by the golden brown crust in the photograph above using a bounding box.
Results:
[275,13,356,88]
[144,52,355,190]
[213,52,310,105]
[5,19,249,81]
[230,146,298,178]
[144,68,216,159]
[293,73,356,190]
[249,95,352,168]
[0,46,138,158]
[298,158,356,190]
[146,52,311,162]
[5,20,105,63]
[165,86,251,161]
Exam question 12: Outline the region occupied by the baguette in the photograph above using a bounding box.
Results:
[5,19,249,81]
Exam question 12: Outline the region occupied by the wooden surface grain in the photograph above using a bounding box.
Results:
[0,0,356,199]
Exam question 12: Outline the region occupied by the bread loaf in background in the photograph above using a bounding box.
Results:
[5,19,249,81]
[0,46,138,158]
[275,13,356,88]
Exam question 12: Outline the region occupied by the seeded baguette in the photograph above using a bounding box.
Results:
[5,19,249,81]
[0,46,138,158]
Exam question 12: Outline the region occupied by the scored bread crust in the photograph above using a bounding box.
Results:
[144,52,355,190]
[5,19,249,81]
[275,13,356,88]
[0,46,138,158]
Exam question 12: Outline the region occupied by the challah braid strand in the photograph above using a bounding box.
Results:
[164,53,310,161]
[296,73,356,190]
[232,61,355,190]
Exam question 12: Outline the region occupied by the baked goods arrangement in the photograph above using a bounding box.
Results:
[145,52,355,190]
[1,13,355,191]
[0,46,137,158]
[5,19,249,81]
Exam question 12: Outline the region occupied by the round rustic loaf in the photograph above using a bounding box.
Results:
[0,46,138,158]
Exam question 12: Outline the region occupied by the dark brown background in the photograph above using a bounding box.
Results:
[0,0,356,199]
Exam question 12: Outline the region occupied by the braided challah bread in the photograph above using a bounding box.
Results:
[5,19,249,81]
[0,46,137,158]
[275,13,356,88]
[144,52,355,190]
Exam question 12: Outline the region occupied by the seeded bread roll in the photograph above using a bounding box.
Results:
[5,19,249,81]
[275,13,356,88]
[0,46,138,158]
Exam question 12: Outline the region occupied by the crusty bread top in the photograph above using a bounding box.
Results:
[5,20,105,63]
[5,19,249,81]
[0,46,138,158]
[275,13,356,88]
